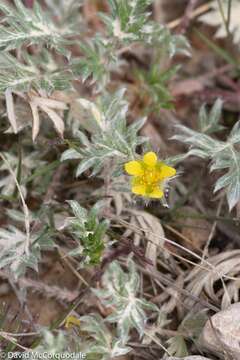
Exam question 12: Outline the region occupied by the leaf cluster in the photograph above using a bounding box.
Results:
[173,99,240,210]
[0,222,54,279]
[0,0,73,53]
[93,260,158,342]
[61,89,147,177]
[0,51,72,94]
[80,314,131,359]
[101,0,188,54]
[72,0,189,90]
[66,200,109,266]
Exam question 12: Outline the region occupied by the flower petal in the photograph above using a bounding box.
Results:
[158,163,176,179]
[143,152,157,167]
[65,315,81,329]
[131,177,142,186]
[149,187,164,198]
[132,184,147,195]
[124,161,143,176]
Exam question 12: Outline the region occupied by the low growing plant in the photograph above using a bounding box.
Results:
[0,0,239,358]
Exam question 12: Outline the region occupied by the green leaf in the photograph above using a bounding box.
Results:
[0,52,72,93]
[93,260,158,341]
[80,314,131,359]
[0,224,54,279]
[66,201,108,266]
[67,200,87,221]
[76,158,97,177]
[61,90,146,177]
[60,149,82,161]
[167,335,188,357]
[199,98,224,134]
[174,119,240,210]
[0,0,73,52]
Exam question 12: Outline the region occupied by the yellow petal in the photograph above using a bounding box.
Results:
[131,177,142,186]
[149,187,164,198]
[161,164,176,179]
[124,161,143,176]
[157,162,176,180]
[143,152,157,167]
[65,315,80,329]
[132,184,146,195]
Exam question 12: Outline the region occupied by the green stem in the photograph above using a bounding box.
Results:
[227,0,232,32]
[194,28,238,66]
[217,0,231,38]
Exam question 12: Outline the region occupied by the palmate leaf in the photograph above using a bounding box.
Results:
[167,335,188,357]
[61,89,147,177]
[72,36,118,91]
[172,124,217,158]
[93,260,158,342]
[29,330,67,355]
[0,0,73,53]
[211,122,240,210]
[70,0,189,91]
[101,0,190,56]
[102,0,152,42]
[173,105,240,211]
[0,224,54,279]
[213,164,240,209]
[80,314,131,359]
[0,52,72,93]
[199,98,225,134]
[0,53,38,93]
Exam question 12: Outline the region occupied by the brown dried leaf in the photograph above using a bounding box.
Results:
[29,101,40,142]
[179,206,212,251]
[29,95,67,140]
[39,104,65,138]
[130,210,165,266]
[5,88,18,133]
[201,303,240,359]
[185,250,240,308]
[171,78,207,97]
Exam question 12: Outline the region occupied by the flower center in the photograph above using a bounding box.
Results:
[140,169,159,192]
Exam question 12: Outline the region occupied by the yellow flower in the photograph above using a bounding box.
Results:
[65,315,81,329]
[124,152,176,199]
